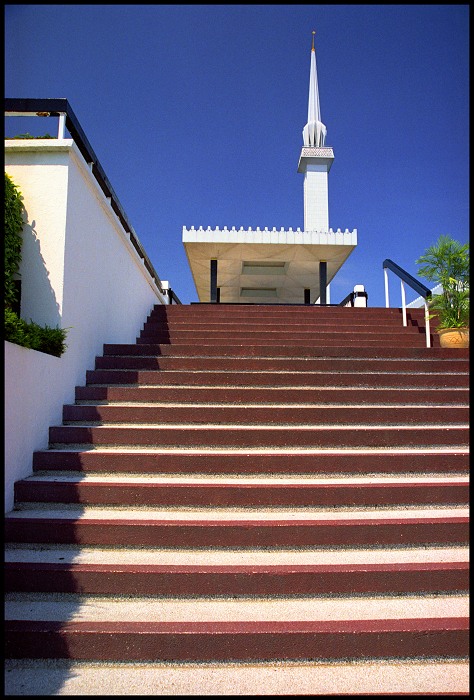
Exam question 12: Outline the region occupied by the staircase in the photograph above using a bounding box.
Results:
[5,304,469,695]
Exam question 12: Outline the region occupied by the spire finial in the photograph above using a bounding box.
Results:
[302,29,327,147]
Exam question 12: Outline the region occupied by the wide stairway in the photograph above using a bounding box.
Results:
[5,304,469,695]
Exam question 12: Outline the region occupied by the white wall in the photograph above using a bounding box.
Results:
[303,164,329,232]
[4,140,167,512]
[4,341,67,513]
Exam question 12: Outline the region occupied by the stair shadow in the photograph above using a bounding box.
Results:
[5,657,87,696]
[5,441,93,693]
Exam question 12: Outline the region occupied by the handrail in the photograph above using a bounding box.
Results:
[339,291,355,307]
[382,259,432,298]
[167,288,182,305]
[339,289,368,307]
[382,259,432,347]
[4,98,169,298]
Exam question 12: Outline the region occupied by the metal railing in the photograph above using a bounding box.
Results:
[5,98,172,300]
[339,289,368,307]
[166,288,182,304]
[383,259,432,347]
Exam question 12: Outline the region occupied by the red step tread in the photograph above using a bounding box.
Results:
[62,404,469,426]
[32,450,469,474]
[48,425,469,448]
[5,562,469,595]
[74,385,469,405]
[14,480,469,507]
[5,516,469,547]
[5,618,468,660]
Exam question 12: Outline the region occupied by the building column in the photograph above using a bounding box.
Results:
[210,259,218,303]
[319,261,327,305]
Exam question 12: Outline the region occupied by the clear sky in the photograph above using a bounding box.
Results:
[5,4,469,307]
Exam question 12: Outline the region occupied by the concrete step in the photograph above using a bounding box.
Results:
[47,424,469,449]
[137,330,434,347]
[5,593,469,661]
[5,560,469,595]
[8,591,467,624]
[13,473,470,507]
[4,658,470,695]
[74,384,470,405]
[141,320,425,333]
[148,305,428,321]
[93,355,468,373]
[137,335,437,347]
[148,309,429,320]
[32,447,470,474]
[84,368,469,388]
[6,543,469,565]
[104,343,468,358]
[61,403,469,426]
[5,506,469,547]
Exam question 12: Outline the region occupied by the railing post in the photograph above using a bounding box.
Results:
[400,279,407,326]
[384,267,389,308]
[57,113,66,139]
[424,300,431,348]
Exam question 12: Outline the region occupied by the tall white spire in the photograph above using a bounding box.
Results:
[302,31,327,147]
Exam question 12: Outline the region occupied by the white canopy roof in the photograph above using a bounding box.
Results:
[183,227,357,304]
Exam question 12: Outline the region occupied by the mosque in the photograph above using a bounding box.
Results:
[182,32,358,305]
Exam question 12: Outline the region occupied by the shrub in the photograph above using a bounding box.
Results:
[8,133,55,139]
[5,308,68,358]
[4,172,69,356]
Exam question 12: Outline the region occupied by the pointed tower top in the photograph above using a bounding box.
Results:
[302,31,327,147]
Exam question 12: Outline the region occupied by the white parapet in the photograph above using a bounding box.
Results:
[183,226,357,247]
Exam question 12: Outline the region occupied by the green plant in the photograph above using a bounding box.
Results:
[5,308,68,358]
[4,173,24,308]
[416,235,469,330]
[4,172,69,356]
[7,133,54,139]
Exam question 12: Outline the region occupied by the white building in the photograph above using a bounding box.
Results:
[183,33,358,305]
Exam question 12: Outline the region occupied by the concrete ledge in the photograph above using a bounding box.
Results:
[4,658,470,695]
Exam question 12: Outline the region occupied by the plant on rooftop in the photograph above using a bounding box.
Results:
[4,172,69,357]
[416,235,469,347]
[6,133,55,139]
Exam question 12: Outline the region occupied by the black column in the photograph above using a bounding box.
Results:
[304,288,311,305]
[319,261,327,305]
[210,259,218,303]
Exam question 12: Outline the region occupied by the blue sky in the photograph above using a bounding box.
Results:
[5,4,469,307]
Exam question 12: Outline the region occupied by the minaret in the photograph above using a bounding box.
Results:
[298,31,334,232]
